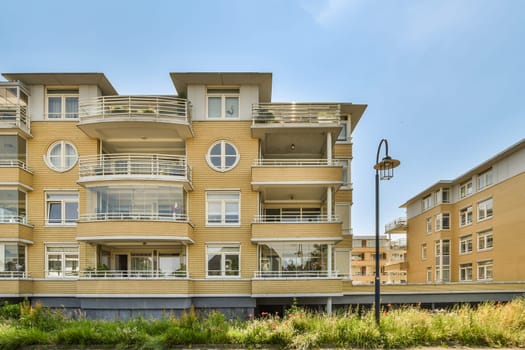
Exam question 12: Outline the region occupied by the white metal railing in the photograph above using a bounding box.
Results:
[80,269,188,279]
[79,96,191,123]
[79,212,188,222]
[0,215,27,224]
[0,271,29,278]
[253,270,343,278]
[0,159,33,172]
[252,103,341,124]
[0,105,28,127]
[253,214,340,223]
[385,217,407,232]
[252,159,344,167]
[78,154,191,182]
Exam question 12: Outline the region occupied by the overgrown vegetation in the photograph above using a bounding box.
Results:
[0,298,524,349]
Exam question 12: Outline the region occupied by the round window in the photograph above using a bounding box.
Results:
[206,140,239,172]
[45,141,78,172]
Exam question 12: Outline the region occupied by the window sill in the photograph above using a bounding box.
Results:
[477,217,493,223]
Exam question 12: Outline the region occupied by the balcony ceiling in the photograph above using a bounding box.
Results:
[261,186,327,202]
[262,131,329,158]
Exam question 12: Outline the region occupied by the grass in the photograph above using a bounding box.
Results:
[0,298,524,349]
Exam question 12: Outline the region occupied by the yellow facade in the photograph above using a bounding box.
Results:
[403,140,525,284]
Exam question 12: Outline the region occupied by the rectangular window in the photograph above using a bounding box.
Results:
[460,206,473,227]
[46,245,79,278]
[47,89,79,119]
[46,192,78,225]
[337,159,351,188]
[0,135,27,166]
[207,88,240,119]
[426,267,432,283]
[459,234,473,254]
[336,115,350,142]
[477,260,493,281]
[0,189,26,223]
[478,198,493,221]
[426,217,432,234]
[421,243,427,260]
[477,168,493,190]
[206,244,240,277]
[206,191,240,225]
[435,213,450,231]
[460,263,473,281]
[459,180,473,199]
[435,239,450,282]
[0,243,25,276]
[478,230,493,251]
[422,194,432,211]
[258,243,332,277]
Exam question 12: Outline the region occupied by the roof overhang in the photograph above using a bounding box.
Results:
[170,72,272,102]
[340,103,367,132]
[2,73,117,95]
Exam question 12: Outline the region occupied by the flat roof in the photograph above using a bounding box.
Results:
[170,72,273,102]
[1,72,117,95]
[401,138,525,207]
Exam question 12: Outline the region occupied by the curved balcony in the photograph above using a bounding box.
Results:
[77,95,193,141]
[78,154,192,189]
[0,217,33,243]
[252,215,343,242]
[0,83,30,136]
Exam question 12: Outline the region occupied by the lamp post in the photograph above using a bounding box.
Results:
[373,139,400,324]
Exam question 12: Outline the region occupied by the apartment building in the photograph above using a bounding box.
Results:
[351,235,407,285]
[0,72,366,318]
[402,139,525,284]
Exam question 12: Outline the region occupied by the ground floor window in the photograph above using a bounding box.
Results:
[459,263,473,281]
[0,243,25,276]
[477,260,493,281]
[257,242,333,277]
[206,244,240,277]
[46,245,79,278]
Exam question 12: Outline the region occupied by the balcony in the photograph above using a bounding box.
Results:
[77,215,194,244]
[385,217,407,234]
[0,83,30,136]
[76,279,191,295]
[251,277,343,296]
[77,96,193,144]
[80,269,188,279]
[0,160,33,188]
[78,154,192,189]
[251,159,343,192]
[252,214,342,241]
[0,218,33,242]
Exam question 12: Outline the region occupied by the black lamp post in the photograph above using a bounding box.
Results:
[373,139,400,324]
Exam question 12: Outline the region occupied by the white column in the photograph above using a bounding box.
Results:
[326,187,332,221]
[328,244,333,277]
[327,132,332,165]
[326,297,333,315]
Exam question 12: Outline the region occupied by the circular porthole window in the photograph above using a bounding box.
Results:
[206,140,240,172]
[45,141,78,172]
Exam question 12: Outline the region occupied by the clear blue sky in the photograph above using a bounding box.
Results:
[2,0,524,234]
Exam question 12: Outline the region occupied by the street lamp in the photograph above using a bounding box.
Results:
[373,139,400,324]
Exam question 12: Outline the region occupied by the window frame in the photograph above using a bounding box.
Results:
[46,89,79,120]
[337,158,351,188]
[205,191,241,226]
[45,192,79,226]
[477,260,493,281]
[422,194,433,211]
[421,243,427,260]
[435,212,450,231]
[426,217,432,234]
[45,244,79,278]
[206,140,240,172]
[477,168,493,190]
[477,229,493,251]
[206,244,241,278]
[477,197,493,222]
[459,263,473,282]
[206,88,240,120]
[459,180,473,199]
[336,115,350,143]
[459,234,473,255]
[459,205,473,227]
[45,140,78,172]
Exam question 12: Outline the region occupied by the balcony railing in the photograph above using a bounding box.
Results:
[253,270,343,278]
[253,214,340,223]
[385,217,407,232]
[0,215,28,224]
[78,154,192,182]
[0,159,32,172]
[0,105,28,128]
[79,96,191,123]
[252,103,341,125]
[253,159,341,166]
[80,269,188,279]
[0,271,29,278]
[79,212,188,222]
